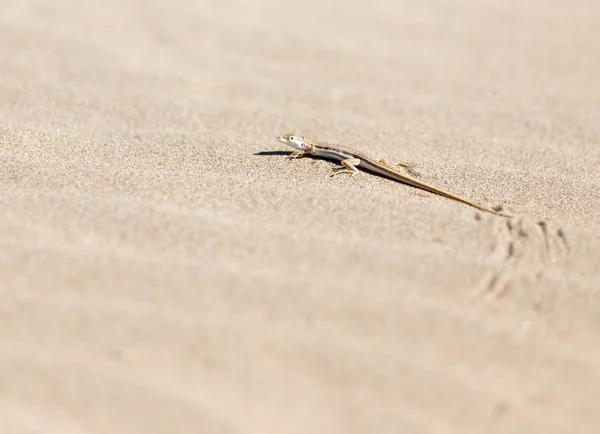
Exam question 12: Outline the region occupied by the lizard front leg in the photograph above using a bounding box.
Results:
[288,151,307,159]
[330,158,361,177]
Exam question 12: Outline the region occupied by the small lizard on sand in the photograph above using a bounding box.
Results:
[277,133,511,217]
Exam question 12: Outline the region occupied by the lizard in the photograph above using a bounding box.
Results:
[277,133,511,217]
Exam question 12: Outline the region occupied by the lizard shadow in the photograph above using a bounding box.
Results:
[254,151,290,157]
[256,150,423,178]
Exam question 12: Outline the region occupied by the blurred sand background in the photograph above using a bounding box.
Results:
[1,0,600,433]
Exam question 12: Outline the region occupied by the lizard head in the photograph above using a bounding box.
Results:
[277,133,310,151]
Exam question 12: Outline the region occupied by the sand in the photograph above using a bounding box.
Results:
[1,0,600,433]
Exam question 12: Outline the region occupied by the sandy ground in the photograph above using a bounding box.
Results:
[1,0,600,433]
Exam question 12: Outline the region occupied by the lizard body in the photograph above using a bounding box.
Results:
[277,133,510,217]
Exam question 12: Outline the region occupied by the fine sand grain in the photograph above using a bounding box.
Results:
[1,0,600,433]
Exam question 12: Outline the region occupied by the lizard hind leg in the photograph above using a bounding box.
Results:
[379,158,418,169]
[330,158,361,177]
[379,158,420,176]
